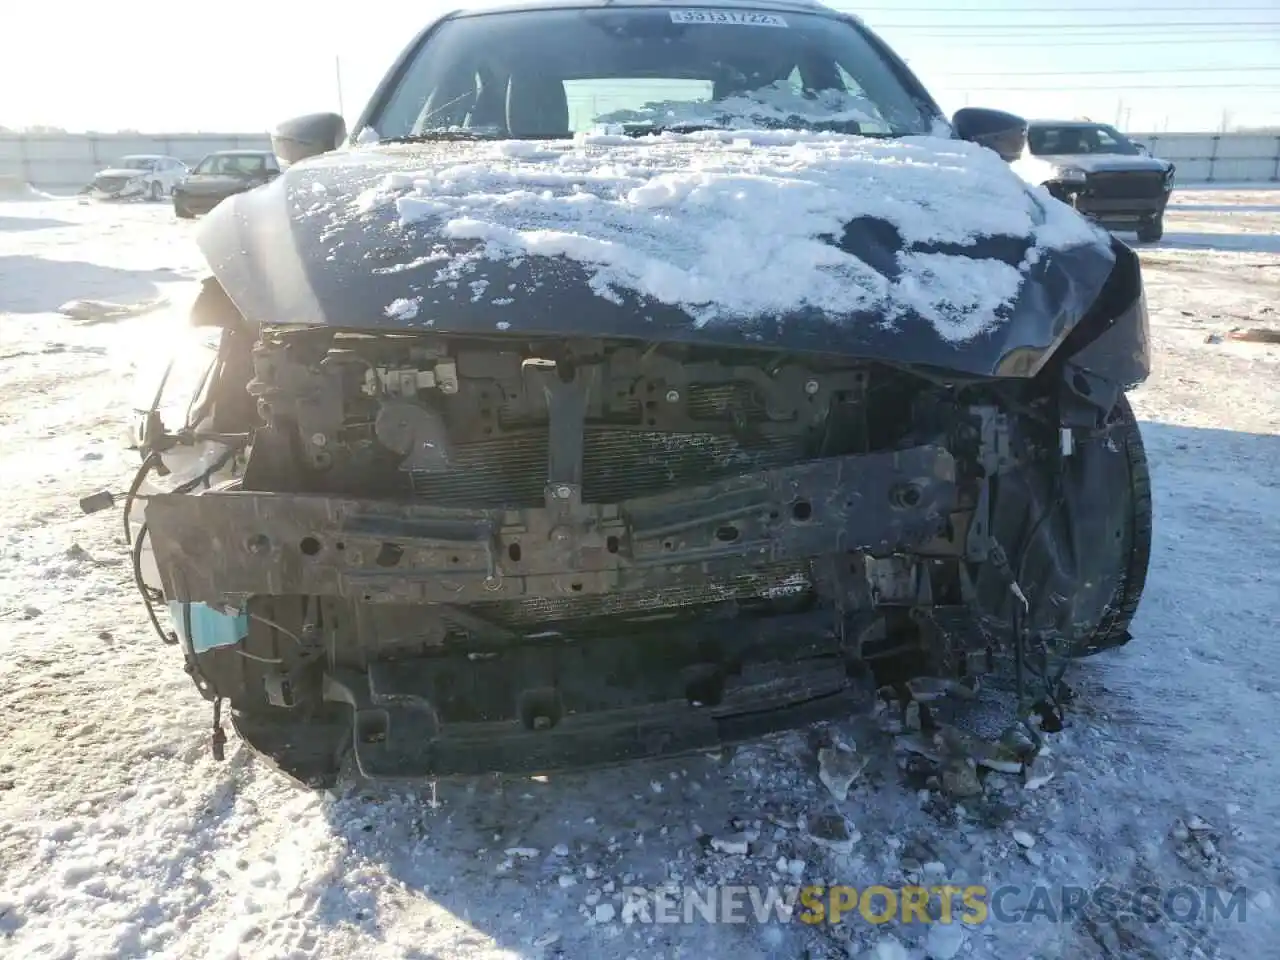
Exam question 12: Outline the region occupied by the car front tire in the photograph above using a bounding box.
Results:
[174,198,194,219]
[1074,393,1152,657]
[1136,215,1164,243]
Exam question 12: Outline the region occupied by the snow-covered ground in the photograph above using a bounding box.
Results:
[0,189,1277,960]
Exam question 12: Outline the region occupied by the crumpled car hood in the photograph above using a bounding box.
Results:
[196,131,1121,378]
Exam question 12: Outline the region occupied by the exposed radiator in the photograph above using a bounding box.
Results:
[410,427,809,507]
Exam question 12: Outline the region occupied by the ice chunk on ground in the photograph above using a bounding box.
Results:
[924,920,966,959]
[818,745,867,801]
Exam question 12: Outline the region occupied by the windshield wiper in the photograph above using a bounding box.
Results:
[614,118,909,138]
[379,131,506,143]
[617,122,722,137]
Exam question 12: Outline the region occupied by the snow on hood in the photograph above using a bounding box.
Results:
[366,129,1107,343]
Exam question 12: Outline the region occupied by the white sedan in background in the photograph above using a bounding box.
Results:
[83,155,188,201]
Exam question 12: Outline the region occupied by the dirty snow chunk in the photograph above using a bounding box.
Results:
[505,847,540,859]
[552,843,570,857]
[384,296,422,321]
[818,745,867,801]
[496,140,559,159]
[711,833,750,856]
[807,813,859,855]
[906,676,978,702]
[1012,829,1036,849]
[594,902,616,923]
[389,130,1106,341]
[864,934,910,960]
[1023,753,1056,790]
[924,920,966,960]
[941,760,983,798]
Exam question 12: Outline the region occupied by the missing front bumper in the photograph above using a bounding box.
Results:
[308,608,874,779]
[145,443,957,608]
[160,443,958,783]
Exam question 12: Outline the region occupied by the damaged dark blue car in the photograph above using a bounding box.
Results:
[94,0,1151,788]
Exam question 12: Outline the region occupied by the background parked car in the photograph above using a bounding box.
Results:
[1012,120,1175,243]
[83,155,188,201]
[172,150,281,218]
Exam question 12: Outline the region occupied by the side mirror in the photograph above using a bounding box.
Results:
[1134,143,1150,156]
[952,107,1028,163]
[271,112,347,166]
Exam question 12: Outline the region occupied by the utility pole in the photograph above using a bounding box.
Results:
[335,55,346,118]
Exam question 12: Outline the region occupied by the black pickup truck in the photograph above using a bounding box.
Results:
[1018,120,1175,243]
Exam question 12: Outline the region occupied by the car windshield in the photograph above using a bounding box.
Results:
[194,154,268,175]
[1027,124,1140,156]
[118,157,156,170]
[369,6,937,140]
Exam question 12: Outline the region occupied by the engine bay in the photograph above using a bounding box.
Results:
[102,313,1141,785]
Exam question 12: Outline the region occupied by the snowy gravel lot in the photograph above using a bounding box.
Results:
[0,187,1277,960]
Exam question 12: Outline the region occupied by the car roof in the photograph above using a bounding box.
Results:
[450,0,841,19]
[208,149,275,156]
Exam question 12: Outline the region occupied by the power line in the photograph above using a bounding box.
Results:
[862,21,1280,30]
[890,34,1279,45]
[955,81,1280,90]
[937,65,1280,76]
[840,4,1278,9]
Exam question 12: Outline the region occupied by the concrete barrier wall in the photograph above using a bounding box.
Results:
[3,130,1278,190]
[1128,133,1280,185]
[0,133,272,191]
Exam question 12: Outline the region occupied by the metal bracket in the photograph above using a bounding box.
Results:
[530,363,610,567]
[263,645,325,708]
[974,406,1013,476]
